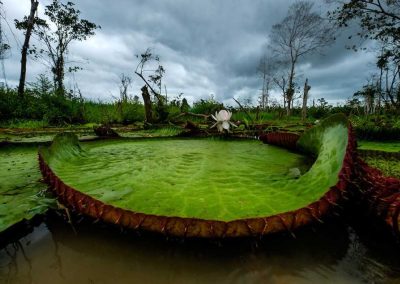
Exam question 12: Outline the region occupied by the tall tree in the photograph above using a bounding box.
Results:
[15,0,42,97]
[354,84,377,115]
[0,1,10,86]
[270,1,335,115]
[30,0,99,94]
[327,0,400,57]
[257,55,276,109]
[327,0,400,109]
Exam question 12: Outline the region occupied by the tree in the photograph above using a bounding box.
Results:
[257,55,276,109]
[302,78,311,120]
[327,0,400,109]
[135,48,165,102]
[135,48,168,123]
[327,0,400,57]
[29,0,99,94]
[180,97,190,113]
[273,73,287,108]
[119,73,132,103]
[0,1,11,86]
[116,73,132,121]
[141,85,153,123]
[317,97,329,108]
[15,0,43,98]
[354,84,377,115]
[270,1,335,115]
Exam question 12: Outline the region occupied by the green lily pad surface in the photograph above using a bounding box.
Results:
[40,113,349,222]
[0,129,97,143]
[117,127,185,138]
[0,145,54,232]
[358,140,400,153]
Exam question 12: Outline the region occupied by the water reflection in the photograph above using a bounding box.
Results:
[1,215,399,284]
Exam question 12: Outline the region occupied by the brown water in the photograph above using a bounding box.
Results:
[1,215,400,284]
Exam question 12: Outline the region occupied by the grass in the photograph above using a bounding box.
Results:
[362,155,400,179]
[358,140,400,153]
[0,119,50,129]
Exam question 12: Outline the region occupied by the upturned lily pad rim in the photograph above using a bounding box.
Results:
[39,114,356,237]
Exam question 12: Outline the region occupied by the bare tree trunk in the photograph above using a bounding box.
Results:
[18,0,39,98]
[261,72,267,109]
[141,85,153,123]
[54,55,65,94]
[302,78,311,121]
[286,60,296,116]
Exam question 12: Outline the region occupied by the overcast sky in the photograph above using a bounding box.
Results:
[1,0,377,106]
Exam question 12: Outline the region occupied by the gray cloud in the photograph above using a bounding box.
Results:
[1,0,377,105]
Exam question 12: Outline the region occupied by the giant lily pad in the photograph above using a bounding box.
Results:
[0,145,54,233]
[39,114,355,237]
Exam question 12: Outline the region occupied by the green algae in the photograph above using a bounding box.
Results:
[0,145,55,233]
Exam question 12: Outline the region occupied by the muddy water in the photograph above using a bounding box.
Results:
[1,216,399,284]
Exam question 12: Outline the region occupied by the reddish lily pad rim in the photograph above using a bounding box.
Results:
[39,125,356,238]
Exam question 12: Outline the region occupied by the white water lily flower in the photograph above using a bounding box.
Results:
[210,110,237,132]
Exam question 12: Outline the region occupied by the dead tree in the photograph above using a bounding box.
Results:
[302,78,311,121]
[273,75,287,108]
[141,85,153,123]
[135,49,167,122]
[119,74,132,103]
[257,55,276,109]
[270,1,335,116]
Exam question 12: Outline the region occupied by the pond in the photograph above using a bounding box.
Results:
[1,127,399,283]
[1,215,400,284]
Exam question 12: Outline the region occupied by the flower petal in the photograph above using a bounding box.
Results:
[222,121,230,130]
[220,110,229,121]
[217,124,223,132]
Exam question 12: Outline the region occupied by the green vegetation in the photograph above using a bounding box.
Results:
[0,83,145,125]
[358,141,400,153]
[350,115,400,140]
[357,139,400,179]
[361,155,400,179]
[0,145,55,232]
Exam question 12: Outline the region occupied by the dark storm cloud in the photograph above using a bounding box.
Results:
[1,0,376,105]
